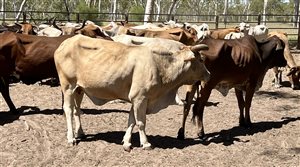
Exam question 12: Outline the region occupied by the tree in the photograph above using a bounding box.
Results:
[154,0,161,21]
[144,0,154,23]
[263,0,268,24]
[63,0,70,21]
[223,0,228,24]
[167,0,179,20]
[294,0,299,27]
[15,0,27,22]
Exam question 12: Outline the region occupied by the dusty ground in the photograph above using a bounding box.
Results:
[0,54,299,167]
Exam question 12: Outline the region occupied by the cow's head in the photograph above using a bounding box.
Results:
[0,32,24,76]
[53,19,86,35]
[75,23,113,40]
[193,23,210,40]
[259,35,287,68]
[15,22,38,35]
[181,44,210,83]
[169,29,197,45]
[287,66,300,90]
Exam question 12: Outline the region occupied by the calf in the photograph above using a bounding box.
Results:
[177,35,287,140]
[54,34,210,151]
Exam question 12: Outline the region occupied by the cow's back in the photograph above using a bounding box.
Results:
[55,35,157,101]
[14,34,71,83]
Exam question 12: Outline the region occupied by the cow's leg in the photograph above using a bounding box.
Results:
[272,67,282,88]
[234,88,246,126]
[0,77,17,114]
[62,88,76,145]
[193,86,212,141]
[73,88,84,139]
[244,86,256,127]
[133,98,151,150]
[122,106,136,151]
[177,84,198,140]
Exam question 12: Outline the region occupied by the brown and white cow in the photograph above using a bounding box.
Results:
[177,35,287,140]
[54,34,210,151]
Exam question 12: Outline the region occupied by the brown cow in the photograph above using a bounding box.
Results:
[177,35,287,140]
[0,32,71,113]
[75,23,113,40]
[209,27,240,39]
[0,29,112,114]
[130,27,198,45]
[1,22,37,35]
[268,31,300,89]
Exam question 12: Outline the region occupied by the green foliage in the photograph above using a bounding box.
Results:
[74,0,98,21]
[129,5,144,21]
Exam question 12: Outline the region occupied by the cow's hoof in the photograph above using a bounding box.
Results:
[75,131,85,139]
[274,83,282,88]
[240,122,252,129]
[177,128,185,140]
[67,138,77,146]
[292,85,300,90]
[10,108,20,115]
[142,143,153,150]
[198,132,208,142]
[123,143,132,152]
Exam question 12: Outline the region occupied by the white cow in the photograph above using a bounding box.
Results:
[112,34,199,105]
[54,34,210,151]
[192,23,210,40]
[37,26,62,37]
[237,22,269,42]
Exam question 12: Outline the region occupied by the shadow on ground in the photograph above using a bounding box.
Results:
[78,116,300,149]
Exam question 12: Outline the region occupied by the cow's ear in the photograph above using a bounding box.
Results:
[184,44,208,61]
[260,36,284,61]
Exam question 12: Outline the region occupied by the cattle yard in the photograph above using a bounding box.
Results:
[0,11,300,166]
[0,48,299,166]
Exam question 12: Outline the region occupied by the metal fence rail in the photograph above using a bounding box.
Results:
[1,11,300,46]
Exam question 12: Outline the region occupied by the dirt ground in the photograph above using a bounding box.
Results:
[0,53,299,167]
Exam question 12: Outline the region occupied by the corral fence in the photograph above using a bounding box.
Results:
[1,10,300,48]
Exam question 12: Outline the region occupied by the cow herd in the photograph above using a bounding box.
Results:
[0,19,299,151]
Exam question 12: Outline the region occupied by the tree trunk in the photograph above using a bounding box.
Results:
[15,0,27,22]
[98,0,101,16]
[113,0,117,21]
[1,0,5,21]
[263,0,268,25]
[294,0,299,27]
[155,0,161,21]
[63,0,70,22]
[167,0,179,21]
[144,0,154,24]
[223,0,228,26]
[243,0,250,21]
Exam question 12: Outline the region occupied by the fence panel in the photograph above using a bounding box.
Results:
[0,11,299,47]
